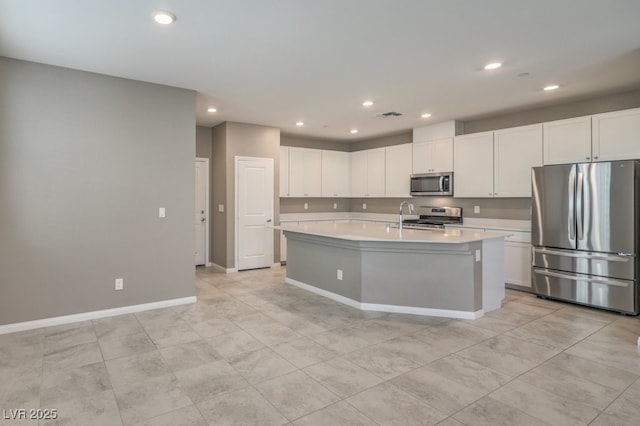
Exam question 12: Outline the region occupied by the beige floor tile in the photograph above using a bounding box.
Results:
[133,405,207,426]
[187,317,241,338]
[197,387,288,426]
[412,321,498,354]
[456,334,560,377]
[173,360,249,403]
[565,338,640,374]
[453,396,550,426]
[391,366,487,416]
[205,330,265,358]
[93,314,144,340]
[98,332,156,361]
[40,389,122,426]
[292,401,377,426]
[159,339,221,372]
[40,361,112,406]
[43,325,97,354]
[254,370,340,421]
[370,335,448,365]
[244,321,302,346]
[43,341,104,372]
[271,337,338,368]
[307,327,372,354]
[346,382,448,426]
[113,374,192,425]
[344,345,420,380]
[144,321,201,349]
[228,347,297,384]
[0,366,42,407]
[304,357,382,399]
[421,355,511,394]
[490,379,600,425]
[105,350,171,388]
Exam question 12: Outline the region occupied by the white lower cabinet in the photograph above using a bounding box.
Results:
[505,241,531,289]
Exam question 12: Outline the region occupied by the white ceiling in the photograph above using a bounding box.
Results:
[2,0,640,141]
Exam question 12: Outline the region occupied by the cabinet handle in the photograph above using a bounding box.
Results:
[586,157,590,160]
[593,156,599,160]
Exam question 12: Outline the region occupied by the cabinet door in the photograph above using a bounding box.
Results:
[505,242,532,288]
[592,108,640,161]
[494,124,542,197]
[350,150,368,197]
[543,116,591,165]
[289,147,322,197]
[412,141,430,173]
[385,144,412,197]
[430,138,454,172]
[453,132,494,197]
[321,150,350,197]
[279,146,289,197]
[367,148,386,197]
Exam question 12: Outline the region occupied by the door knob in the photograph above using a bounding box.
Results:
[201,218,206,222]
[266,219,272,223]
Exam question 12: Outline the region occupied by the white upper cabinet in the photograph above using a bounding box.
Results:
[592,107,640,162]
[385,143,412,197]
[321,150,350,197]
[412,138,453,174]
[494,124,543,197]
[288,147,322,197]
[543,116,591,165]
[454,132,494,197]
[279,146,290,197]
[351,148,385,197]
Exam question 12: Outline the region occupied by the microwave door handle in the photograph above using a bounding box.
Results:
[439,176,444,193]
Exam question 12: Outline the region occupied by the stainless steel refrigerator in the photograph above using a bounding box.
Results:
[531,160,639,314]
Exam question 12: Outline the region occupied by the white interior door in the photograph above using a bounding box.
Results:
[195,158,209,266]
[237,157,274,270]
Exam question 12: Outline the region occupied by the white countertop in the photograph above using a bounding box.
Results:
[279,220,510,244]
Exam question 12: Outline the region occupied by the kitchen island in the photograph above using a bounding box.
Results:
[280,221,509,319]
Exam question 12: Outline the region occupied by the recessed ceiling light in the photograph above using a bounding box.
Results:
[296,121,304,126]
[153,11,176,25]
[362,101,374,107]
[421,113,432,118]
[543,84,559,91]
[484,62,502,70]
[350,129,359,134]
[207,108,217,113]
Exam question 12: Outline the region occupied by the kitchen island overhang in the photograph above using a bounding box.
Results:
[281,221,508,319]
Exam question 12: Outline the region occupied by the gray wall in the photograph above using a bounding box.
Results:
[0,57,196,326]
[350,131,412,152]
[211,122,281,268]
[281,134,350,151]
[196,126,213,158]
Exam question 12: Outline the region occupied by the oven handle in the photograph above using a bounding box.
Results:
[533,269,630,287]
[438,176,444,193]
[533,247,631,262]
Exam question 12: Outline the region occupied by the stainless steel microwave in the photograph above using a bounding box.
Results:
[410,172,453,196]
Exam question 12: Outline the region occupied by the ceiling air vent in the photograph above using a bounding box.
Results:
[378,111,403,118]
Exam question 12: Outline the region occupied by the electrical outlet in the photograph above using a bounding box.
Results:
[475,250,481,262]
[474,205,480,214]
[115,278,124,290]
[333,203,337,209]
[159,207,166,218]
[304,202,308,210]
[362,203,367,210]
[218,204,224,212]
[337,269,343,280]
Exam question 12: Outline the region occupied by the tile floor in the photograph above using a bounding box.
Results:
[1,266,640,425]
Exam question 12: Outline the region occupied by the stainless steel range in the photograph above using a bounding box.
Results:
[402,206,463,229]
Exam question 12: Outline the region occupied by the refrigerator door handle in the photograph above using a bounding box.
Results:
[576,171,584,241]
[568,167,576,241]
[534,269,630,287]
[533,247,631,262]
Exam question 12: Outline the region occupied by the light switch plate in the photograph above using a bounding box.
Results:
[218,204,224,212]
[159,207,166,218]
[474,206,480,214]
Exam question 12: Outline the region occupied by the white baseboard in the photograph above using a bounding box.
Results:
[285,277,483,319]
[210,263,238,273]
[0,296,197,335]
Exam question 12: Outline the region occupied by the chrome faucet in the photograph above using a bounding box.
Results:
[398,201,414,231]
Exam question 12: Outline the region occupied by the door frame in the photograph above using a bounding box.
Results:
[195,157,210,266]
[234,155,275,270]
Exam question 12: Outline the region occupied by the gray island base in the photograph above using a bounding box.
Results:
[281,221,508,320]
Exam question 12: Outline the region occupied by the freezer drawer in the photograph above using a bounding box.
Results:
[532,247,636,280]
[532,267,638,314]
